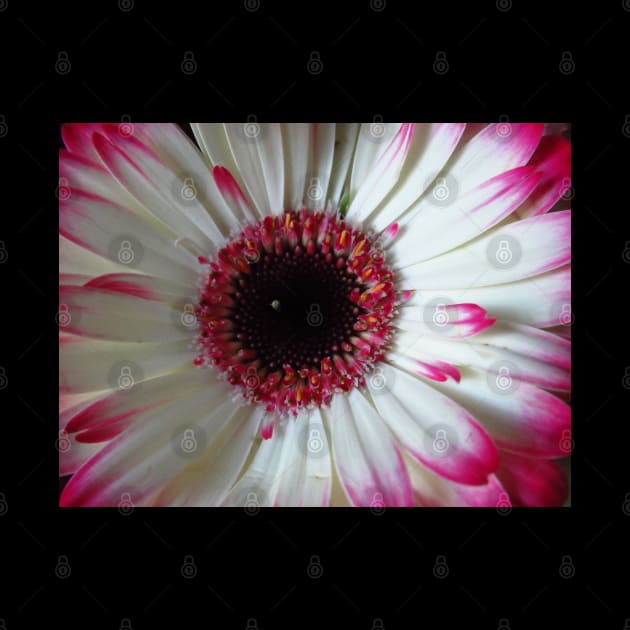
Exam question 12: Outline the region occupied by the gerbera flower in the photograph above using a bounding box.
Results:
[59,122,571,507]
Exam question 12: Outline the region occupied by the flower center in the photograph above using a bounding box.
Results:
[194,209,398,415]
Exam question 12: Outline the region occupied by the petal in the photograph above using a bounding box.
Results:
[346,123,414,222]
[516,135,571,218]
[60,336,196,394]
[60,235,125,278]
[349,122,403,201]
[84,273,195,302]
[394,165,541,265]
[405,453,508,507]
[223,122,285,216]
[93,133,220,251]
[497,451,569,506]
[399,210,571,288]
[395,303,496,338]
[281,123,311,208]
[304,124,336,211]
[58,285,197,342]
[148,405,264,506]
[407,265,570,328]
[393,320,570,392]
[369,123,466,231]
[326,123,360,206]
[61,378,239,506]
[59,191,199,285]
[324,388,413,506]
[273,409,333,507]
[366,363,498,485]
[406,366,571,458]
[438,123,543,193]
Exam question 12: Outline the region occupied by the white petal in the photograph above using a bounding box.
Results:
[60,336,196,394]
[398,210,571,288]
[282,123,311,208]
[346,124,414,223]
[304,124,336,211]
[60,192,199,285]
[224,123,285,216]
[366,363,498,485]
[326,123,360,206]
[324,388,413,506]
[369,123,465,232]
[148,405,264,506]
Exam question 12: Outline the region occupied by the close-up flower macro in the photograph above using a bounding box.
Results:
[58,122,571,508]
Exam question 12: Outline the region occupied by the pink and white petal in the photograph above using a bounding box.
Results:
[60,336,196,394]
[63,367,215,441]
[394,166,541,265]
[84,273,196,303]
[407,265,570,328]
[147,405,264,507]
[212,166,258,226]
[58,285,196,342]
[516,135,571,218]
[62,123,106,164]
[118,123,247,235]
[369,123,466,232]
[395,303,495,338]
[304,124,336,211]
[60,150,144,215]
[497,451,569,506]
[281,123,311,208]
[93,133,220,251]
[392,322,570,392]
[60,192,199,285]
[60,235,125,278]
[404,453,508,507]
[273,409,332,507]
[399,210,571,288]
[366,363,498,485]
[60,383,240,506]
[224,123,285,216]
[59,438,104,477]
[410,366,571,458]
[220,419,290,507]
[346,124,414,223]
[326,123,360,205]
[324,388,413,506]
[349,122,403,201]
[438,123,543,193]
[59,273,92,286]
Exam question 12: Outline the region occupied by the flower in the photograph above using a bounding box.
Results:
[59,122,571,507]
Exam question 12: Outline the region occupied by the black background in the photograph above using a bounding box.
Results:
[2,0,629,628]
